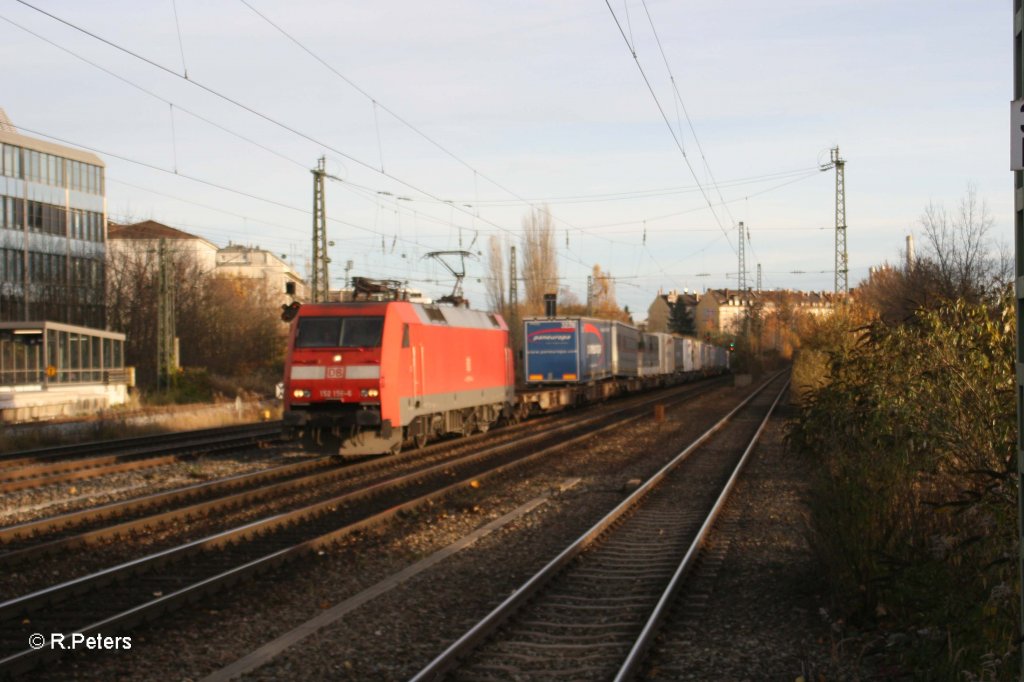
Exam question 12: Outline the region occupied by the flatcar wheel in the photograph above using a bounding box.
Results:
[414,431,429,449]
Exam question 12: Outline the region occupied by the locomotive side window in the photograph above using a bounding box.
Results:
[296,316,384,348]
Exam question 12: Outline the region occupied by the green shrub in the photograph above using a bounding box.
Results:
[789,296,1018,679]
[147,367,215,405]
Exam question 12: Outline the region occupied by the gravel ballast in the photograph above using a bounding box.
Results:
[30,381,865,681]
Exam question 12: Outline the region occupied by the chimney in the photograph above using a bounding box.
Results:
[906,234,915,271]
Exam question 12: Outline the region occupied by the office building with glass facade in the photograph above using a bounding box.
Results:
[0,112,106,327]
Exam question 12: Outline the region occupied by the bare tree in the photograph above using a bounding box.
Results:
[590,264,627,319]
[856,185,1011,323]
[918,184,1007,302]
[484,235,507,316]
[521,206,558,315]
[107,242,285,393]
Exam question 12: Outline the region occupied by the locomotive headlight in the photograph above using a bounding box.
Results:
[292,389,311,399]
[333,354,342,362]
[360,388,379,398]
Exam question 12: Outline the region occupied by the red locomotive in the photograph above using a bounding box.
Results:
[282,293,515,456]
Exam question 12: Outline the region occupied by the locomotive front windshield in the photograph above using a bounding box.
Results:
[295,316,384,348]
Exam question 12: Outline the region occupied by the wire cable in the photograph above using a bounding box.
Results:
[603,0,734,254]
[233,0,632,251]
[638,0,738,228]
[0,14,311,172]
[11,0,529,246]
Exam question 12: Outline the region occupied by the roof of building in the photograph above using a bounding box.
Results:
[701,288,837,307]
[664,291,700,306]
[649,290,700,312]
[0,108,104,166]
[108,220,203,241]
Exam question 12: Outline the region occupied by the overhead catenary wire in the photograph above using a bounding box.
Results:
[107,176,308,236]
[0,14,311,173]
[10,4,502,236]
[170,0,188,78]
[602,0,735,255]
[638,0,739,229]
[17,125,442,253]
[8,1,839,301]
[438,166,822,207]
[13,0,611,280]
[577,169,822,230]
[15,5,808,263]
[232,0,645,252]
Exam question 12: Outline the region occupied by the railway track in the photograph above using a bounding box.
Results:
[0,408,572,567]
[0,378,726,678]
[0,423,283,493]
[410,371,789,681]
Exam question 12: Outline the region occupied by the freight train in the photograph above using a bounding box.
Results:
[282,301,728,456]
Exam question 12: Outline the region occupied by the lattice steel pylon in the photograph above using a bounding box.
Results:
[737,221,746,291]
[310,156,331,303]
[509,244,520,382]
[509,244,518,315]
[831,147,848,296]
[156,239,176,390]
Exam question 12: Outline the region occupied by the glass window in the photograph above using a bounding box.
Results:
[27,202,41,231]
[295,316,384,348]
[57,331,67,382]
[69,333,80,371]
[89,335,100,379]
[339,317,384,347]
[296,317,341,348]
[47,330,58,379]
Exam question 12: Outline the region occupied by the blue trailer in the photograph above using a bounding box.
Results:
[524,318,613,384]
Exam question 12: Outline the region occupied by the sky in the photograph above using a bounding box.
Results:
[0,0,1011,320]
